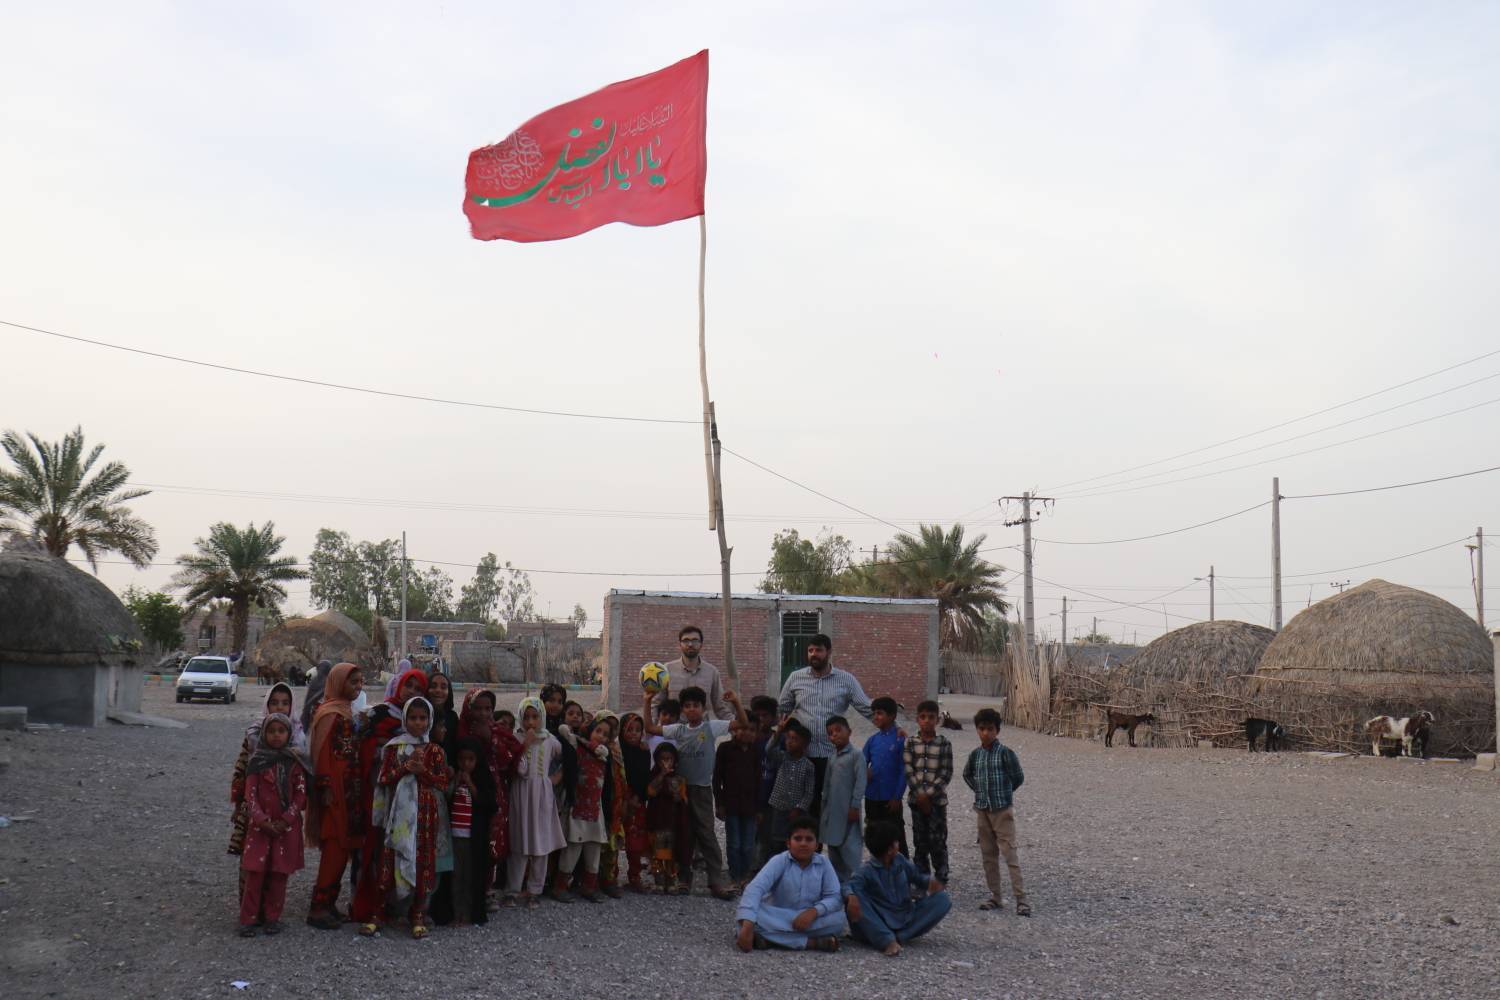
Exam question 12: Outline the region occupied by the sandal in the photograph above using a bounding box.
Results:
[500,894,519,908]
[808,936,840,952]
[1015,902,1033,917]
[524,895,541,910]
[237,925,257,938]
[358,922,380,937]
[411,924,429,939]
[978,899,1002,911]
[305,912,341,930]
[261,921,282,936]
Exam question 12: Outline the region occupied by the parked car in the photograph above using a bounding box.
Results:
[176,655,240,703]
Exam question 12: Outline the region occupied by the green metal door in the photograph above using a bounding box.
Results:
[779,611,821,685]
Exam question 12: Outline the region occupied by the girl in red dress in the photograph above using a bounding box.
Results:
[349,666,428,926]
[458,688,521,904]
[238,713,309,936]
[367,696,452,938]
[304,663,364,928]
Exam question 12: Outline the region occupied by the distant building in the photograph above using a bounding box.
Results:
[600,590,939,712]
[384,620,486,659]
[181,606,270,658]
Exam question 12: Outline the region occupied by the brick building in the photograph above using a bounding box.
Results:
[384,620,486,658]
[181,606,269,658]
[600,590,939,712]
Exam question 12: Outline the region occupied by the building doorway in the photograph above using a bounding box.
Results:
[779,610,821,686]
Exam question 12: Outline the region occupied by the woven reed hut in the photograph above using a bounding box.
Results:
[0,541,146,725]
[251,609,381,682]
[1049,620,1275,746]
[1252,579,1493,755]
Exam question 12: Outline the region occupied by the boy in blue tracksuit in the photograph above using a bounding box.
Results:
[862,696,907,856]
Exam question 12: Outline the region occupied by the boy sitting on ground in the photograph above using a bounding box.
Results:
[734,816,846,952]
[844,820,952,956]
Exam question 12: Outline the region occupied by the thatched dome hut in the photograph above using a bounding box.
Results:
[1118,620,1275,688]
[251,609,381,681]
[1253,579,1493,755]
[0,541,146,725]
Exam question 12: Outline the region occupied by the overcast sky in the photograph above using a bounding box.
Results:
[3,1,1496,644]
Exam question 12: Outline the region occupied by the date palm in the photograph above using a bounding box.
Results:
[876,523,1009,650]
[0,426,157,568]
[172,521,306,653]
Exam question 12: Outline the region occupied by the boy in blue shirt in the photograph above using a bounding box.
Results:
[734,816,845,952]
[844,820,952,956]
[862,696,907,857]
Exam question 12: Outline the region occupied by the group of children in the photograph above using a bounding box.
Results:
[225,655,1030,951]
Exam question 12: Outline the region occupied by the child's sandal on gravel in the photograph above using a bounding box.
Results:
[808,936,840,952]
[358,922,380,936]
[1015,902,1033,917]
[978,899,1002,911]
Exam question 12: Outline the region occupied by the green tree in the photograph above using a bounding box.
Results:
[497,561,535,626]
[571,602,589,634]
[404,566,456,621]
[975,607,1010,657]
[308,528,365,615]
[458,553,502,622]
[171,521,307,653]
[0,426,157,568]
[758,528,855,594]
[122,586,184,652]
[357,538,402,617]
[1080,630,1112,645]
[865,523,1008,650]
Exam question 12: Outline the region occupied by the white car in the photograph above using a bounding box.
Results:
[175,656,240,703]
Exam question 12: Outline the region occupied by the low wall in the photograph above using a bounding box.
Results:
[0,662,109,726]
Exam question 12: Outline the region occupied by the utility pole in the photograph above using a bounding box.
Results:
[1092,616,1098,640]
[400,531,408,660]
[1271,478,1283,631]
[1209,566,1215,622]
[1002,492,1053,652]
[1061,596,1068,648]
[1476,527,1486,630]
[709,403,737,681]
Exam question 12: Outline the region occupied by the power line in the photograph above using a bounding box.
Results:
[1218,535,1472,581]
[1283,462,1500,499]
[1052,370,1500,497]
[0,317,697,426]
[1060,395,1500,499]
[1039,346,1500,494]
[721,447,908,533]
[1027,572,1203,623]
[1033,500,1269,546]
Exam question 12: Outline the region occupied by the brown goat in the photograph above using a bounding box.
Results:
[1104,710,1156,748]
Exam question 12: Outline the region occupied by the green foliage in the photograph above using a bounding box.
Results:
[570,603,589,634]
[122,586,184,652]
[0,425,157,568]
[484,621,507,641]
[1080,631,1112,645]
[975,608,1010,657]
[758,529,855,595]
[171,521,306,653]
[308,529,365,615]
[853,523,1009,651]
[458,553,534,626]
[404,566,457,622]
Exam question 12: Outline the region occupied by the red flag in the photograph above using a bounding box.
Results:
[464,51,707,243]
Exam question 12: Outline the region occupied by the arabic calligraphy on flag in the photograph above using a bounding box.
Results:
[464,50,708,243]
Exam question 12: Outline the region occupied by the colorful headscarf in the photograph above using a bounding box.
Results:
[372,695,445,898]
[309,662,360,766]
[246,712,313,807]
[248,682,305,750]
[518,696,545,725]
[384,659,415,700]
[386,696,433,749]
[383,667,428,709]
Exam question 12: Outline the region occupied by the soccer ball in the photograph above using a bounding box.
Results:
[639,661,670,694]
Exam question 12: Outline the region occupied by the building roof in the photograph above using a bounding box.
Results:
[0,541,143,665]
[1118,620,1276,686]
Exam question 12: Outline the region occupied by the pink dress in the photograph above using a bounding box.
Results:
[508,732,565,856]
[241,765,307,874]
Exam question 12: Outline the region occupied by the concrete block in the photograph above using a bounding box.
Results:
[1197,740,1215,750]
[1471,753,1496,772]
[0,706,26,731]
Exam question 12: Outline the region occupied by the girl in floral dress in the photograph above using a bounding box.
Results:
[367,696,452,938]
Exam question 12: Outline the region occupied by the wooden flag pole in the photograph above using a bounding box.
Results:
[696,215,737,682]
[710,402,736,681]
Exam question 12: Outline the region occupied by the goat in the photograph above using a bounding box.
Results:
[1244,717,1285,752]
[1364,711,1435,758]
[939,710,964,731]
[1104,710,1155,748]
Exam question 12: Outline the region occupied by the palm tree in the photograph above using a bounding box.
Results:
[872,523,1009,650]
[0,426,157,568]
[172,522,307,653]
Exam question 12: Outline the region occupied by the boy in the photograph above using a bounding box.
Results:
[819,716,866,888]
[713,719,761,888]
[643,684,747,899]
[903,699,954,885]
[863,696,907,857]
[734,816,845,952]
[646,698,681,756]
[963,707,1030,916]
[749,695,779,869]
[844,821,952,956]
[765,720,815,844]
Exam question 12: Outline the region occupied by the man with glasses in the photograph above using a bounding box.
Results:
[650,624,735,722]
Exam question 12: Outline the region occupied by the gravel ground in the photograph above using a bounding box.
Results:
[1,684,1497,999]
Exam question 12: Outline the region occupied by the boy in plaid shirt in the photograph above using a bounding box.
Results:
[902,700,953,885]
[962,707,1030,916]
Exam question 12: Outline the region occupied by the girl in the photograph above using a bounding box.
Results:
[238,713,310,936]
[369,696,452,938]
[506,697,565,908]
[350,666,428,927]
[439,737,496,926]
[300,659,334,735]
[304,663,364,929]
[554,719,613,903]
[426,671,460,766]
[645,742,690,894]
[592,711,628,898]
[618,712,653,893]
[458,688,520,906]
[229,683,302,860]
[540,684,566,735]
